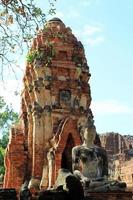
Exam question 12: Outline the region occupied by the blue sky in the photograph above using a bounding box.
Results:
[0,0,133,135]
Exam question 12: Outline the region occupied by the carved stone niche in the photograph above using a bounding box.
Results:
[59,90,71,107]
[44,105,52,113]
[28,104,32,114]
[28,83,34,93]
[52,96,59,109]
[44,75,53,90]
[34,77,44,92]
[32,101,43,118]
[73,97,80,109]
[58,50,68,61]
[34,59,43,68]
[80,94,87,110]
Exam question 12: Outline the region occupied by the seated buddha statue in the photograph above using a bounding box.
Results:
[72,123,108,180]
[72,121,126,192]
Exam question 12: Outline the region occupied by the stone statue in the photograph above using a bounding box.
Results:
[19,181,31,200]
[72,125,108,180]
[47,147,55,189]
[28,178,40,198]
[54,168,84,200]
[72,122,126,192]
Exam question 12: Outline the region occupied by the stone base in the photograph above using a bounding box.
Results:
[85,191,133,200]
[0,189,17,200]
[38,190,69,200]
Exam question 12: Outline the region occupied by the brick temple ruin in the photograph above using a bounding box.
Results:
[3,18,93,191]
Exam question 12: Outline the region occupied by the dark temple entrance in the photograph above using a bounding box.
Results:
[61,134,75,172]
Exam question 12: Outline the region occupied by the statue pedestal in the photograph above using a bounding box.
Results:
[85,191,132,200]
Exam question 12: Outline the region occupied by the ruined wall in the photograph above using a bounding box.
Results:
[4,126,27,191]
[100,132,133,190]
[100,132,129,155]
[120,158,133,190]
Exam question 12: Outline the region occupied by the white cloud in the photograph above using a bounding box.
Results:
[86,36,104,46]
[54,11,64,19]
[0,80,23,112]
[73,29,81,40]
[91,100,132,115]
[54,7,80,20]
[67,9,80,19]
[73,24,104,47]
[80,0,101,7]
[83,24,102,36]
[53,9,80,20]
[80,0,92,6]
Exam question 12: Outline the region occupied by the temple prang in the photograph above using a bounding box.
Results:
[4,18,93,190]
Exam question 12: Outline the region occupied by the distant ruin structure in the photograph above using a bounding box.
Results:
[100,132,133,190]
[3,18,94,191]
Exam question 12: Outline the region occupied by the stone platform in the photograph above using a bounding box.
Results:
[85,191,133,200]
[0,189,132,200]
[38,190,132,200]
[0,188,17,200]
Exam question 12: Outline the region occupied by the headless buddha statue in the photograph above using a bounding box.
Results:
[72,122,126,192]
[72,124,108,181]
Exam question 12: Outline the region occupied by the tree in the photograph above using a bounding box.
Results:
[0,96,19,176]
[0,0,56,79]
[0,146,5,175]
[0,96,19,147]
[0,96,18,148]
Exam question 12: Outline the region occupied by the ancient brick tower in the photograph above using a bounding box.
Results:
[4,18,93,190]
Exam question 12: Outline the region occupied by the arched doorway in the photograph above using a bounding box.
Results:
[61,134,75,172]
[53,118,81,181]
